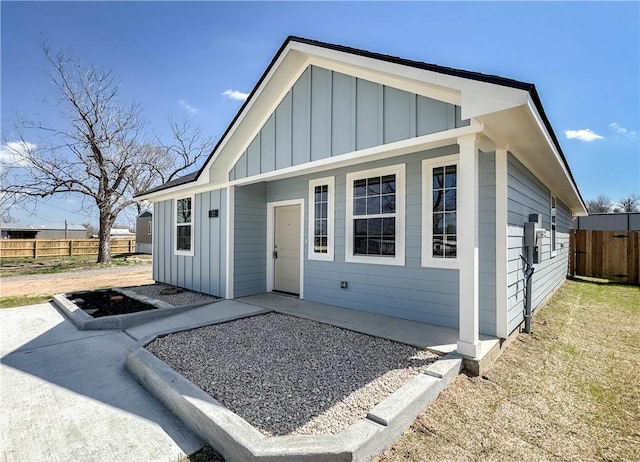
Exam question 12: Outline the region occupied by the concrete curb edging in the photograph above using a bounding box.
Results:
[126,332,463,461]
[53,292,219,330]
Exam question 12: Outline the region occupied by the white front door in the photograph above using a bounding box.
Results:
[273,204,301,294]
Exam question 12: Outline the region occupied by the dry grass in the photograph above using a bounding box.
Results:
[377,279,640,461]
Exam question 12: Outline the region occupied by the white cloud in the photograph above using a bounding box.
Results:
[179,99,200,114]
[609,122,636,137]
[222,89,249,101]
[0,141,36,168]
[564,129,604,142]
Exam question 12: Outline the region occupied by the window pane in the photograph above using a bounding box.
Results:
[381,241,395,256]
[382,218,395,237]
[433,167,444,189]
[354,198,367,215]
[445,189,456,211]
[367,177,381,195]
[382,175,396,194]
[368,218,382,236]
[315,202,327,219]
[433,234,444,258]
[320,185,328,201]
[433,190,444,212]
[445,235,457,258]
[382,195,395,213]
[445,212,457,234]
[354,219,368,235]
[177,198,191,224]
[433,213,444,234]
[367,196,381,215]
[354,179,367,197]
[354,236,368,254]
[445,165,457,188]
[177,225,191,251]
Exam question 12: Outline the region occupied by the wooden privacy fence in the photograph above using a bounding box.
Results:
[0,239,136,259]
[570,230,640,284]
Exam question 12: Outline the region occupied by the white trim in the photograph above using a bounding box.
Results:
[266,199,305,299]
[225,185,234,299]
[550,193,557,258]
[174,195,195,257]
[308,177,335,261]
[345,164,405,266]
[495,148,509,339]
[421,154,460,269]
[230,123,482,188]
[456,134,480,358]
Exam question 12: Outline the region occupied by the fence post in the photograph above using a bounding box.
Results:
[129,239,132,254]
[33,240,38,258]
[569,230,575,277]
[69,240,74,256]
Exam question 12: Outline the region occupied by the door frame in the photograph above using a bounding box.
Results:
[266,198,305,298]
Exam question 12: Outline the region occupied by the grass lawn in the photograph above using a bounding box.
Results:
[0,253,151,278]
[377,279,640,461]
[0,295,53,309]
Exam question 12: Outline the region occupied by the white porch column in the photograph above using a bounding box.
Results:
[457,134,480,357]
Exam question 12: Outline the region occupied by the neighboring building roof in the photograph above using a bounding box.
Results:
[136,36,585,213]
[110,228,135,236]
[0,223,86,231]
[138,211,153,218]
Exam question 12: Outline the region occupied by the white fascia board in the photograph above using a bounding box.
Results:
[460,87,529,120]
[525,97,587,216]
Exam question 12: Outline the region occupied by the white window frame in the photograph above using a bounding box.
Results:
[550,194,557,257]
[422,154,460,269]
[174,195,194,257]
[345,164,405,266]
[308,176,334,261]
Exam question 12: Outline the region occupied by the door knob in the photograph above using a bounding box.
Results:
[272,250,278,259]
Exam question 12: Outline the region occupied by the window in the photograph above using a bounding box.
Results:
[422,155,460,268]
[175,196,194,256]
[550,195,557,257]
[345,164,405,266]
[308,177,334,261]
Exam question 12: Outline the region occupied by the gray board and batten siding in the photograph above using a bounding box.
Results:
[506,153,572,334]
[233,145,498,336]
[152,188,227,298]
[229,65,470,182]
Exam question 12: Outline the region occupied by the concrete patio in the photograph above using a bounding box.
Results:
[2,293,501,461]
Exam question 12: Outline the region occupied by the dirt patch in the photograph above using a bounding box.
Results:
[67,289,156,317]
[0,265,153,297]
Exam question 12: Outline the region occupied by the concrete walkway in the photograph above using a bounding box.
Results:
[0,300,264,462]
[238,294,499,357]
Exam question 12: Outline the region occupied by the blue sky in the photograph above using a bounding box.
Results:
[1,1,638,226]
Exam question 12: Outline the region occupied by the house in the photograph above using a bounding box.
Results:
[575,212,640,231]
[136,210,153,254]
[0,223,86,239]
[137,37,587,357]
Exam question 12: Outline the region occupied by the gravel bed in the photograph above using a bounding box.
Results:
[147,312,438,436]
[125,283,219,306]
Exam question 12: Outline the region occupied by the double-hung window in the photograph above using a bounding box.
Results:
[422,155,459,268]
[308,177,334,261]
[550,195,557,257]
[175,196,194,256]
[345,164,405,266]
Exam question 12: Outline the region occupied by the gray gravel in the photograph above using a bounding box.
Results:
[147,313,438,437]
[125,283,219,306]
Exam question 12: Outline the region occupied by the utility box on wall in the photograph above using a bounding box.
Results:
[524,214,545,264]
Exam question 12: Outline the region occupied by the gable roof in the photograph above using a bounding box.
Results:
[137,36,585,214]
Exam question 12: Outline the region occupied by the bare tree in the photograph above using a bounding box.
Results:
[619,194,640,213]
[585,195,612,214]
[1,46,212,263]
